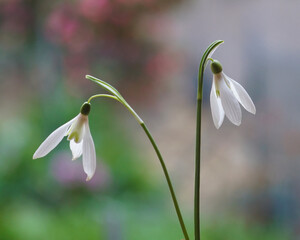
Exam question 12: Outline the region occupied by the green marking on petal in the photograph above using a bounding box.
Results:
[68,131,81,143]
[224,77,231,89]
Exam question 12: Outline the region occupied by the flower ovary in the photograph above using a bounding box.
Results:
[210,60,223,74]
[80,102,91,115]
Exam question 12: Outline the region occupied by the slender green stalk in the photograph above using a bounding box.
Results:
[194,40,224,240]
[140,123,190,240]
[88,93,189,240]
[87,94,118,103]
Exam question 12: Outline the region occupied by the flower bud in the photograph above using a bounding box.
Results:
[210,60,223,74]
[80,102,91,115]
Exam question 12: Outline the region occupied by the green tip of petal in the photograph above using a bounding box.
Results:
[86,176,91,181]
[68,132,79,143]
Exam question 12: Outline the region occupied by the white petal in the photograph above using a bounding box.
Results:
[224,74,256,114]
[70,139,83,160]
[82,121,96,181]
[210,78,225,129]
[33,116,78,159]
[67,114,87,143]
[219,75,242,126]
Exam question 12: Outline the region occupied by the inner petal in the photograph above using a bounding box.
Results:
[67,114,87,143]
[70,139,83,160]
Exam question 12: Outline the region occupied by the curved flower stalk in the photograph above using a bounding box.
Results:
[33,102,96,181]
[194,40,224,240]
[194,41,256,240]
[33,76,189,239]
[210,60,256,128]
[85,75,190,240]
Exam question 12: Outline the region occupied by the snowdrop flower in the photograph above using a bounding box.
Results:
[33,102,96,181]
[209,59,256,129]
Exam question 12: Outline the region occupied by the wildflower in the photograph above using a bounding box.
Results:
[33,102,96,181]
[210,60,256,128]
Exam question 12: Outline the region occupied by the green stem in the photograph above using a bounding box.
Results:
[87,94,118,103]
[194,40,224,240]
[88,94,189,240]
[140,123,190,240]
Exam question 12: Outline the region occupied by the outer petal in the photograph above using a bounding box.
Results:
[219,75,242,126]
[82,121,96,181]
[224,74,256,114]
[70,139,83,160]
[33,116,78,159]
[210,78,225,129]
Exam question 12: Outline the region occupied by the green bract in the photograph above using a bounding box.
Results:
[197,40,224,100]
[86,75,143,124]
[86,75,125,102]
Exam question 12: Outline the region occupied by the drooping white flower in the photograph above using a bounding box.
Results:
[210,60,256,129]
[33,102,96,181]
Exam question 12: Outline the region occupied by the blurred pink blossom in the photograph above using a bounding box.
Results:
[79,0,110,22]
[46,4,94,52]
[41,0,182,102]
[116,0,154,6]
[46,5,79,44]
[1,0,31,35]
[146,52,181,78]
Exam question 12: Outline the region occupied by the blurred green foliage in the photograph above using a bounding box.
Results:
[0,78,291,239]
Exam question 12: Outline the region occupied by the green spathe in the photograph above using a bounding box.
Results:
[210,60,223,74]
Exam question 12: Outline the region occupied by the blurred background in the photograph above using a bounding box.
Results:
[0,0,298,239]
